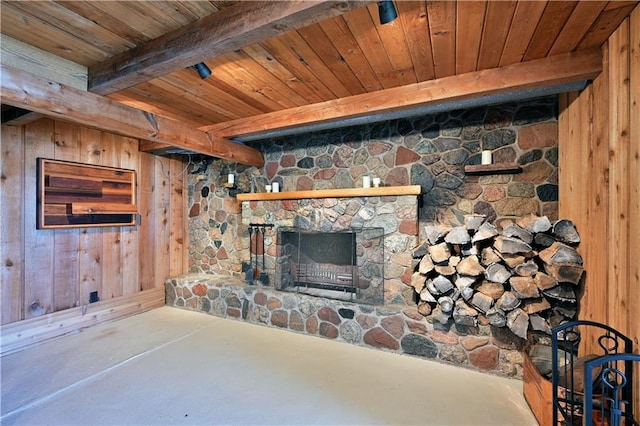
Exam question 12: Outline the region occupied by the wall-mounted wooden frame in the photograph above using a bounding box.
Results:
[37,158,137,229]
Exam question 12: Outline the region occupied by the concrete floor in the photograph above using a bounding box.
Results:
[1,306,538,425]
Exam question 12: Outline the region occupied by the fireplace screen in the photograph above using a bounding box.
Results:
[276,227,384,304]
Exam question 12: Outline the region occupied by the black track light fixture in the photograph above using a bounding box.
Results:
[193,62,212,79]
[378,1,397,25]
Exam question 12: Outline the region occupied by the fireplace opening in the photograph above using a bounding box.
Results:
[276,227,385,304]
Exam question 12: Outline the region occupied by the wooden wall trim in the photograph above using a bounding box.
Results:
[0,287,164,356]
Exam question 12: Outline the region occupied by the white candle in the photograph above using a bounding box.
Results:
[362,176,371,188]
[265,185,272,193]
[272,182,279,192]
[481,150,492,165]
[372,177,381,187]
[227,173,235,184]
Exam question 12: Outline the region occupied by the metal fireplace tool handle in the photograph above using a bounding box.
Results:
[246,226,254,283]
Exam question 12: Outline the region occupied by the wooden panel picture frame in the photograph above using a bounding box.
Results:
[37,158,137,229]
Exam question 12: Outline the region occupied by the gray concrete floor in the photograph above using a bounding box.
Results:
[1,307,538,425]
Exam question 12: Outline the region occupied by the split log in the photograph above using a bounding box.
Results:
[410,272,427,292]
[471,222,499,243]
[431,306,452,325]
[432,275,454,294]
[455,276,476,291]
[534,272,558,291]
[449,256,461,267]
[418,254,435,274]
[420,287,437,303]
[456,255,485,276]
[553,304,577,318]
[522,297,552,314]
[428,242,451,263]
[485,263,511,284]
[460,286,474,301]
[438,296,454,313]
[516,214,552,233]
[464,214,486,231]
[476,281,505,300]
[552,219,580,245]
[481,247,502,265]
[533,232,556,248]
[544,263,584,285]
[542,283,577,303]
[502,223,533,244]
[514,261,539,277]
[509,276,540,299]
[499,252,527,268]
[506,308,530,339]
[435,264,456,276]
[529,314,552,334]
[539,242,583,265]
[487,307,507,327]
[445,226,471,244]
[471,292,493,313]
[417,302,432,316]
[494,236,533,254]
[496,291,520,311]
[453,299,478,326]
[424,223,452,245]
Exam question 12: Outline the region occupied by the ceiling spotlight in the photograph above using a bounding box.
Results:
[193,62,211,79]
[378,1,398,25]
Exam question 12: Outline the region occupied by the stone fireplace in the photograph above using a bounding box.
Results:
[172,96,562,379]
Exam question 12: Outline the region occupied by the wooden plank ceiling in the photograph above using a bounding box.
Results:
[1,0,638,157]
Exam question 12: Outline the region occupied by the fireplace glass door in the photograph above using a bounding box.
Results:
[276,227,384,304]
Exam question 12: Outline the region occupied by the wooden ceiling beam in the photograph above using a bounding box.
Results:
[1,65,264,166]
[205,48,603,140]
[88,1,370,95]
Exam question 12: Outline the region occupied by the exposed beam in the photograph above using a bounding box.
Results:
[204,49,602,140]
[88,1,369,95]
[1,65,264,167]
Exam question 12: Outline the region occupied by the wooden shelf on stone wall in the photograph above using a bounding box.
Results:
[236,185,422,201]
[464,162,523,175]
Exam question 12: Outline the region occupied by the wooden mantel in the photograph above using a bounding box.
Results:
[236,185,422,201]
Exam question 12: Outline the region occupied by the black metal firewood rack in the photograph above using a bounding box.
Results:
[552,320,638,426]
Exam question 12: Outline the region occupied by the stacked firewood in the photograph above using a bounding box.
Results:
[410,214,583,339]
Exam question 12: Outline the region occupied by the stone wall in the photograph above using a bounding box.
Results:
[166,275,525,378]
[187,96,559,277]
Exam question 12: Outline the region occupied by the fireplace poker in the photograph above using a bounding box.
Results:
[246,226,254,283]
[259,226,269,285]
[253,226,261,280]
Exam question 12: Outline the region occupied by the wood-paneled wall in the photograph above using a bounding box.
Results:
[0,118,187,327]
[558,5,639,414]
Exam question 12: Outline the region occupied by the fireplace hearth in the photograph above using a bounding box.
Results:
[276,227,385,304]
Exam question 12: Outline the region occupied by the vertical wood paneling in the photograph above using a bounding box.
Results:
[0,124,25,324]
[52,121,81,311]
[22,119,55,319]
[583,44,610,329]
[628,6,639,350]
[1,118,186,325]
[77,127,103,305]
[169,156,186,276]
[118,137,139,296]
[629,6,639,414]
[559,9,638,417]
[100,132,123,299]
[138,152,156,291]
[607,19,630,335]
[154,155,171,288]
